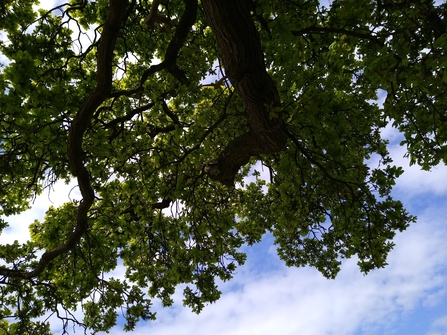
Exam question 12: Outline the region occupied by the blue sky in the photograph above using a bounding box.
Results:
[2,1,447,334]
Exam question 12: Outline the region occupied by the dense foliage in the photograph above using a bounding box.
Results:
[0,0,445,333]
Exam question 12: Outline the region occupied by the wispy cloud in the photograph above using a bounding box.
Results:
[427,315,447,335]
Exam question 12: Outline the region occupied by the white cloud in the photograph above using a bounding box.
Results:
[424,286,447,308]
[368,131,447,198]
[433,316,447,328]
[427,315,447,335]
[390,144,447,197]
[376,124,447,197]
[380,122,404,145]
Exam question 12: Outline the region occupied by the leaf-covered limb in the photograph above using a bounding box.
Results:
[0,0,129,280]
[110,0,198,99]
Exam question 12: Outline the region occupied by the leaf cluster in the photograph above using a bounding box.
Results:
[0,0,445,332]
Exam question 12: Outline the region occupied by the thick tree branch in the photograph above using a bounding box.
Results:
[0,0,199,279]
[202,0,287,185]
[110,0,198,98]
[0,0,129,279]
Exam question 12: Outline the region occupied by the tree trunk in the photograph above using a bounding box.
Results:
[202,0,287,185]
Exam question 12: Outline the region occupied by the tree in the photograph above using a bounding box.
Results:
[0,0,445,332]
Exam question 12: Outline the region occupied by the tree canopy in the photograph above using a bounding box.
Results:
[0,0,446,333]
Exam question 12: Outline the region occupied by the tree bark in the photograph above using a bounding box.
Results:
[202,0,287,185]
